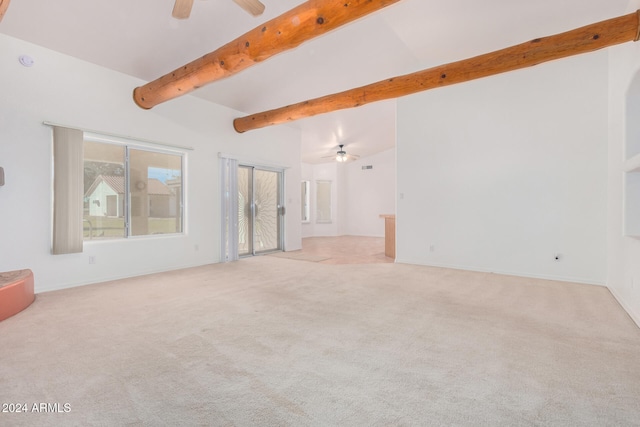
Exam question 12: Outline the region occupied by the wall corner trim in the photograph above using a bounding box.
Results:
[607,286,640,329]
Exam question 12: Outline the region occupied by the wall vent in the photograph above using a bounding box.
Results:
[361,165,373,170]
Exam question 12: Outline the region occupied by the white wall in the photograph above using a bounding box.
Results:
[396,52,609,285]
[344,148,396,237]
[606,0,640,326]
[0,34,301,293]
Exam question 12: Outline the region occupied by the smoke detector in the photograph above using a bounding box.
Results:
[19,55,35,67]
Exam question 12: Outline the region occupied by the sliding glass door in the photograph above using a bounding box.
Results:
[238,166,283,256]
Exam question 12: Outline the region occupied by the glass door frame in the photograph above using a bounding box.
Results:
[238,164,284,257]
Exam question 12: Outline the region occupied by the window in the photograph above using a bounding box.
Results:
[84,141,126,239]
[52,125,187,254]
[83,139,184,240]
[301,180,310,223]
[128,148,183,236]
[316,180,332,223]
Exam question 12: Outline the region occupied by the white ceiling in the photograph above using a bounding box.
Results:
[0,0,630,162]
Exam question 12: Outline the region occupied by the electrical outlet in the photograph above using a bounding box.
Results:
[88,256,96,264]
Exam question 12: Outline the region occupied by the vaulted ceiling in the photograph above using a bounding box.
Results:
[0,0,631,162]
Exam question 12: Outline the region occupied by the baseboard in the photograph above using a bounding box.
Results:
[607,286,640,329]
[35,260,219,294]
[394,258,606,287]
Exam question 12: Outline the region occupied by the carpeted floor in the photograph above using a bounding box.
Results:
[1,256,639,426]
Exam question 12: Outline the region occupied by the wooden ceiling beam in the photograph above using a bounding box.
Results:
[0,0,11,22]
[133,0,401,110]
[234,10,640,133]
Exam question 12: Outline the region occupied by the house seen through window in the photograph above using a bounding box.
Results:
[83,140,183,240]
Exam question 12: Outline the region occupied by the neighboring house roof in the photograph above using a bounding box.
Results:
[146,178,173,195]
[85,175,173,197]
[101,175,126,194]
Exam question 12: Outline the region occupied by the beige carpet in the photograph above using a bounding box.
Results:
[1,257,639,426]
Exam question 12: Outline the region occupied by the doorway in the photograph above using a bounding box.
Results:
[237,165,284,256]
[220,157,285,261]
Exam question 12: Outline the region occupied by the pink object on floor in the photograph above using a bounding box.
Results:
[0,269,35,322]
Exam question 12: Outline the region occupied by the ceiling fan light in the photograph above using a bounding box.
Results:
[336,153,347,162]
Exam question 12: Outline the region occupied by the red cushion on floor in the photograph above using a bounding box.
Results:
[0,269,35,322]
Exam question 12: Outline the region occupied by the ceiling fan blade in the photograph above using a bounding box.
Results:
[172,0,194,19]
[233,0,265,16]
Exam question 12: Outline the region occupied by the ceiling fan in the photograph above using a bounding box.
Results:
[172,0,265,19]
[323,145,360,163]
